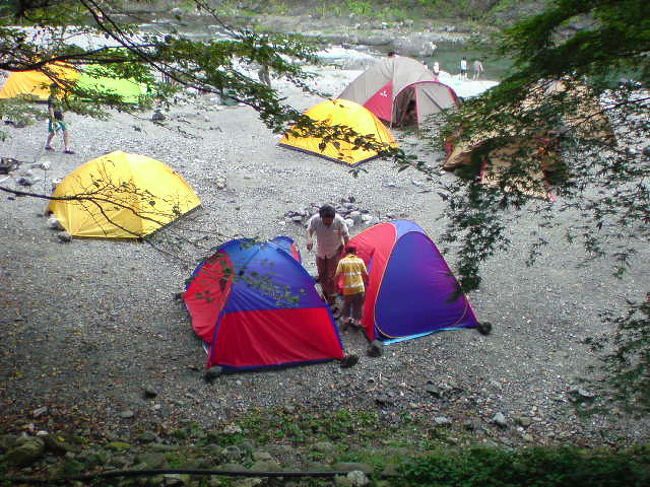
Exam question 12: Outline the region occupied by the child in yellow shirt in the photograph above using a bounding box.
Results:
[334,246,369,330]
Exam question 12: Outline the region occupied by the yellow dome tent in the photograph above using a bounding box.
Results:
[0,62,147,104]
[48,151,201,239]
[279,99,398,166]
[0,63,79,101]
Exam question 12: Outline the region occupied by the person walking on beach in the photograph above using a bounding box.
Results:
[257,63,271,88]
[473,59,484,80]
[45,84,74,154]
[334,245,368,331]
[306,204,349,309]
[459,57,468,80]
[432,61,441,81]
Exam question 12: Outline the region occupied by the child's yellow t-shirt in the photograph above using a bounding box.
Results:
[336,254,367,295]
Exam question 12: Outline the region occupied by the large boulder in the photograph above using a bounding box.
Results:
[5,436,46,467]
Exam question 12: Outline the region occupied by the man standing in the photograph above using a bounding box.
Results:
[257,63,271,88]
[459,56,468,80]
[306,204,349,307]
[334,246,368,331]
[473,59,484,80]
[432,61,441,81]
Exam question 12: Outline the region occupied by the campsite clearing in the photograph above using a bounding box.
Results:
[0,57,648,450]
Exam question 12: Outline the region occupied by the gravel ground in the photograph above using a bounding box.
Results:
[0,61,648,448]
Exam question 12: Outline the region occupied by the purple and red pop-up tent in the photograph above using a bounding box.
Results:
[183,237,345,371]
[348,220,480,343]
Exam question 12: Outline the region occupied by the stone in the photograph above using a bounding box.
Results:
[136,431,158,443]
[223,424,242,435]
[107,441,131,452]
[204,366,223,383]
[6,436,46,466]
[42,435,68,456]
[142,386,158,399]
[135,451,167,469]
[492,412,508,428]
[340,354,359,368]
[18,176,39,186]
[252,450,273,461]
[433,416,452,426]
[366,340,383,357]
[57,232,72,243]
[161,473,191,486]
[332,462,372,473]
[515,416,532,427]
[222,445,242,460]
[424,383,443,398]
[336,470,370,486]
[118,410,135,418]
[152,110,166,122]
[213,176,227,189]
[47,216,64,230]
[375,394,392,406]
[313,441,336,453]
[32,406,48,418]
[51,178,62,191]
[0,434,18,451]
[233,478,263,487]
[349,211,363,225]
[577,388,596,399]
[249,459,281,472]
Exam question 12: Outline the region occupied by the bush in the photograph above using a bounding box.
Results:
[395,445,650,487]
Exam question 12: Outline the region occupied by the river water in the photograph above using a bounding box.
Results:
[371,41,512,81]
[140,17,513,82]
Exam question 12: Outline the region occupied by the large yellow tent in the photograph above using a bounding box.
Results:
[0,63,79,101]
[48,151,201,239]
[279,99,398,166]
[0,63,147,103]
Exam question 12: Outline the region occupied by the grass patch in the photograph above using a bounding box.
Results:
[395,444,650,487]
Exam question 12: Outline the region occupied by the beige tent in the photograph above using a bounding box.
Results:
[339,55,459,126]
[443,79,614,198]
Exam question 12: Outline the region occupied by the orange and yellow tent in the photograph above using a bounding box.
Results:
[0,62,147,103]
[0,63,79,101]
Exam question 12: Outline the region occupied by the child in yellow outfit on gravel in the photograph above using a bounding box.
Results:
[334,245,368,331]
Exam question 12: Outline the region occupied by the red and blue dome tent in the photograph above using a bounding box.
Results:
[183,236,345,371]
[348,220,487,343]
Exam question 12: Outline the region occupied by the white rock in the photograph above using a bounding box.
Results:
[46,216,64,231]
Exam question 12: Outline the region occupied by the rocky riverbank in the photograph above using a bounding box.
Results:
[1,5,648,486]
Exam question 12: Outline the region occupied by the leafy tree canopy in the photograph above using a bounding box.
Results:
[0,0,329,129]
[438,0,649,412]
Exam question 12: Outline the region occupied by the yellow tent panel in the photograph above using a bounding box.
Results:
[0,63,79,101]
[279,99,398,166]
[47,151,201,239]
